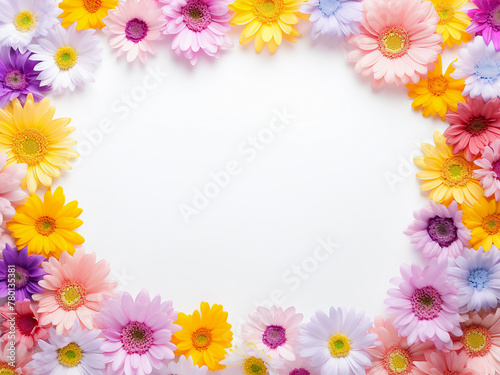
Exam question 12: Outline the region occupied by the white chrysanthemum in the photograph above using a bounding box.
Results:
[452,36,500,101]
[28,323,105,374]
[28,23,102,94]
[165,356,208,375]
[0,0,61,52]
[221,342,283,375]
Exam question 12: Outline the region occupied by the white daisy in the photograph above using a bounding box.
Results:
[0,0,61,52]
[452,36,500,101]
[28,323,105,374]
[221,342,283,375]
[28,23,102,94]
[298,307,376,375]
[164,356,208,375]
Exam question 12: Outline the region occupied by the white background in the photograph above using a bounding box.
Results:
[45,21,459,340]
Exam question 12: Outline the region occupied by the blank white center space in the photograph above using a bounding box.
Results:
[50,28,447,331]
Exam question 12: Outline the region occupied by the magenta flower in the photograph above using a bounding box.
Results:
[467,0,500,51]
[385,261,462,350]
[404,201,470,262]
[160,0,233,65]
[474,139,500,199]
[98,289,179,375]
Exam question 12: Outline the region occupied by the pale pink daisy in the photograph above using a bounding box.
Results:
[32,248,117,335]
[474,139,500,200]
[241,306,303,362]
[103,0,166,63]
[385,261,462,350]
[413,350,478,375]
[0,300,49,350]
[347,0,442,88]
[452,309,500,375]
[366,316,433,375]
[0,153,26,230]
[160,0,233,65]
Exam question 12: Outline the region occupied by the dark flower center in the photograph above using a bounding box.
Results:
[493,160,500,176]
[427,217,458,247]
[121,321,153,354]
[489,6,500,28]
[182,0,212,31]
[14,266,29,289]
[411,286,443,320]
[125,18,149,43]
[18,314,38,334]
[3,70,28,90]
[262,325,286,349]
[290,369,310,375]
[466,117,489,135]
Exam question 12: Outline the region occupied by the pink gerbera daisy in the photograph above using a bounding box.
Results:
[97,289,179,375]
[32,248,117,335]
[366,316,433,375]
[0,300,49,350]
[474,139,500,199]
[103,0,166,63]
[347,0,442,88]
[241,306,303,362]
[385,261,462,350]
[452,310,500,375]
[413,350,478,375]
[0,153,26,229]
[444,96,500,161]
[160,0,233,65]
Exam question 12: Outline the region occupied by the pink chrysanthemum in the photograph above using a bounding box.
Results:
[160,0,233,65]
[32,248,117,335]
[241,306,303,362]
[279,355,319,375]
[347,0,442,88]
[413,350,478,375]
[385,261,462,350]
[97,289,179,375]
[452,310,500,375]
[103,0,166,63]
[474,139,500,199]
[404,201,470,262]
[0,153,26,230]
[367,316,432,375]
[444,96,500,162]
[0,300,49,350]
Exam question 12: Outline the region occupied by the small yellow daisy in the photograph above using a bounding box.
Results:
[59,0,118,30]
[406,55,465,120]
[463,198,500,251]
[429,0,471,47]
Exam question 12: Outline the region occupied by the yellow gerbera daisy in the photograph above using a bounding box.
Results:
[0,94,78,194]
[172,302,233,371]
[229,0,306,53]
[406,55,465,120]
[7,187,84,258]
[414,130,484,206]
[59,0,118,30]
[429,0,471,47]
[463,198,500,251]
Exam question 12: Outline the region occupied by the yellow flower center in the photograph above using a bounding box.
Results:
[461,326,491,357]
[435,3,455,25]
[385,347,412,375]
[441,156,473,186]
[379,27,409,59]
[35,216,56,236]
[12,129,48,166]
[13,10,37,33]
[482,214,500,235]
[54,47,78,71]
[82,0,102,13]
[57,342,83,367]
[243,357,267,375]
[328,333,351,357]
[0,363,15,375]
[56,281,86,311]
[428,76,449,96]
[254,0,283,23]
[192,327,212,351]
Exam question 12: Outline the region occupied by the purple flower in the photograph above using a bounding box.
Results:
[0,47,50,108]
[0,244,46,301]
[404,201,471,262]
[467,0,500,51]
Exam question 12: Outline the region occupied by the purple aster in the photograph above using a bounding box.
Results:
[0,244,46,301]
[467,0,500,51]
[0,47,50,108]
[404,201,471,263]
